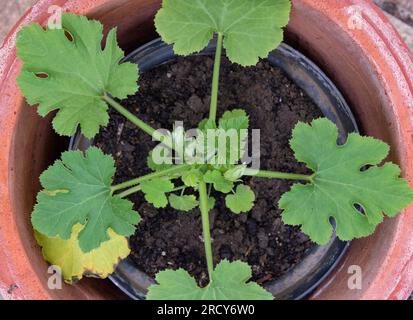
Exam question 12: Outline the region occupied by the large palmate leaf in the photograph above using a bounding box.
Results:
[147,260,272,300]
[17,13,138,138]
[155,0,291,66]
[279,118,413,244]
[35,224,130,283]
[32,147,140,252]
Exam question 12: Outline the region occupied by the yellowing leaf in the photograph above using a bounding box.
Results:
[35,224,130,284]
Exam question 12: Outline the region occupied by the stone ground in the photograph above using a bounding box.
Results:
[374,0,413,49]
[0,0,412,300]
[0,0,36,41]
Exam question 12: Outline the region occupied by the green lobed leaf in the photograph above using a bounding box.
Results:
[141,179,175,208]
[226,185,255,213]
[203,170,234,193]
[207,196,216,210]
[218,109,250,162]
[16,13,139,138]
[198,118,217,131]
[147,147,174,172]
[197,110,249,165]
[182,169,202,187]
[213,163,237,173]
[169,194,199,211]
[155,0,292,66]
[32,147,140,252]
[224,165,247,182]
[219,109,249,132]
[147,260,273,300]
[280,118,413,244]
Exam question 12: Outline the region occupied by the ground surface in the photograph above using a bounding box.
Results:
[0,1,36,42]
[1,0,412,300]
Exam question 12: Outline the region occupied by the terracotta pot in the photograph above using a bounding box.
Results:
[0,0,412,300]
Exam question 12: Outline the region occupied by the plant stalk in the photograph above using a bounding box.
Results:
[118,185,142,198]
[172,185,187,193]
[244,168,313,182]
[209,33,224,125]
[102,94,173,149]
[198,181,214,282]
[111,164,191,192]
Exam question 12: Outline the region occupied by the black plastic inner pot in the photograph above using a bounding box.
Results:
[70,38,358,300]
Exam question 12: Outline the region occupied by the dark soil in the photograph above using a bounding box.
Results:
[95,55,322,285]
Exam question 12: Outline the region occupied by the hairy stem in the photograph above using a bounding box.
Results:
[244,168,313,182]
[198,181,214,282]
[111,164,191,192]
[103,94,173,149]
[209,33,224,125]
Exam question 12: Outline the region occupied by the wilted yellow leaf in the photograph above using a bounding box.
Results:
[35,224,130,284]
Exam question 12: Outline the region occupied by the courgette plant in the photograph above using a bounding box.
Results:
[16,0,413,300]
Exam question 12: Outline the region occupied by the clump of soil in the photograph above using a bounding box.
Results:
[95,55,322,285]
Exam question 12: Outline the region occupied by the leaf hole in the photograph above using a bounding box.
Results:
[64,29,75,42]
[35,72,49,79]
[353,203,366,216]
[360,165,371,172]
[328,216,337,228]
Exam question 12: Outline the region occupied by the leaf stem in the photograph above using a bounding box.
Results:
[244,169,313,182]
[172,185,187,193]
[117,182,188,199]
[198,181,214,282]
[209,33,224,125]
[102,94,173,149]
[118,185,142,198]
[111,164,191,192]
